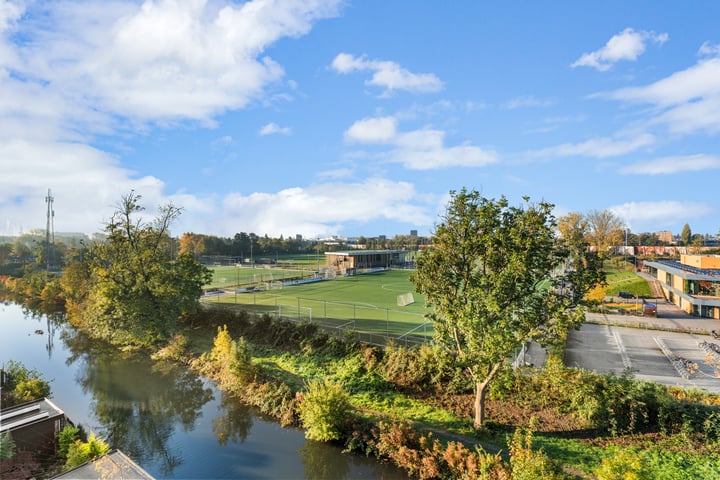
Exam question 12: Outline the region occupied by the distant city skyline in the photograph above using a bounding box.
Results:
[1,1,719,238]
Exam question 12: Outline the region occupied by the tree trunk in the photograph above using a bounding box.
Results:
[473,362,502,429]
[473,380,487,429]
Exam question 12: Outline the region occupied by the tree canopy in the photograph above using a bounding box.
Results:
[411,189,603,428]
[63,192,211,347]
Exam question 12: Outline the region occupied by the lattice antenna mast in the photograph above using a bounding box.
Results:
[45,189,55,271]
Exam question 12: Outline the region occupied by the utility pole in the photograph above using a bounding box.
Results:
[45,189,55,272]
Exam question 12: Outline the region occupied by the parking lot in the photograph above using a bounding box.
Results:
[565,322,720,393]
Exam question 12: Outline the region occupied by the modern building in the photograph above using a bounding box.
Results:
[325,250,407,275]
[0,398,70,453]
[644,254,720,319]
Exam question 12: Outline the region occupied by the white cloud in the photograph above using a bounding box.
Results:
[213,179,433,237]
[572,28,668,71]
[344,116,497,170]
[532,133,655,158]
[259,122,291,136]
[331,52,443,95]
[607,56,720,134]
[619,154,720,175]
[698,41,720,57]
[3,0,342,125]
[0,138,167,235]
[344,116,397,143]
[609,201,713,231]
[502,95,555,109]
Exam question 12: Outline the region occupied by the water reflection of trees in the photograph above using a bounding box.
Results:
[299,439,351,480]
[62,329,214,477]
[212,391,254,446]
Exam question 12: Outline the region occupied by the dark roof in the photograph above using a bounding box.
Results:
[325,249,405,256]
[0,398,65,434]
[52,450,154,480]
[656,260,720,277]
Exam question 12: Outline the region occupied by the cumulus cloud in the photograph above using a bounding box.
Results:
[210,179,433,238]
[0,139,167,235]
[609,201,714,231]
[606,55,720,135]
[0,0,350,236]
[259,122,291,136]
[3,0,342,125]
[572,28,668,71]
[344,116,397,143]
[331,52,443,95]
[531,133,655,158]
[619,154,720,175]
[344,116,497,170]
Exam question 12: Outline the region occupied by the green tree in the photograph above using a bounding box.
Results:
[411,189,602,428]
[79,192,212,347]
[681,224,692,246]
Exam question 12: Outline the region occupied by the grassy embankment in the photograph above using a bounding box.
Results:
[174,267,720,478]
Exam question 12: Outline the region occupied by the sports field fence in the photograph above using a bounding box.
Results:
[203,290,432,348]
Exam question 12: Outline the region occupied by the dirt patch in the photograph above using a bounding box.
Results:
[420,393,587,433]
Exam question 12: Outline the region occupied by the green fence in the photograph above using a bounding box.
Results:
[202,290,432,347]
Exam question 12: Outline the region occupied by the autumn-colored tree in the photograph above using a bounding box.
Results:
[585,209,626,258]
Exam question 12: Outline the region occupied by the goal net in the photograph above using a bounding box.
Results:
[277,304,312,322]
[397,292,415,306]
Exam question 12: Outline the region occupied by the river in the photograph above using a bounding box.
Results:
[0,301,406,479]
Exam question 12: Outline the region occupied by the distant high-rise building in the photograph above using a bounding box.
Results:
[655,230,673,244]
[410,229,418,236]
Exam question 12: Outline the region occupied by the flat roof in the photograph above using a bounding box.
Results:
[325,249,405,256]
[649,260,720,278]
[52,450,154,480]
[0,398,65,433]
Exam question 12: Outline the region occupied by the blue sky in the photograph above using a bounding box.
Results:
[1,0,719,239]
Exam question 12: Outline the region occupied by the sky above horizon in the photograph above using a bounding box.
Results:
[1,0,719,239]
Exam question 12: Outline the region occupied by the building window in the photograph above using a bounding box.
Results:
[701,305,715,318]
[665,272,673,285]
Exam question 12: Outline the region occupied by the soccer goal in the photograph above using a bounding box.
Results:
[277,304,312,322]
[397,292,415,306]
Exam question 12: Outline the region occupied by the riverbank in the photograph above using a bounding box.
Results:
[171,305,720,479]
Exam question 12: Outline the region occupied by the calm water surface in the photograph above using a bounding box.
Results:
[0,301,406,479]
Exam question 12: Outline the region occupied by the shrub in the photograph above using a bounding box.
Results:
[594,448,644,480]
[0,432,16,461]
[298,379,353,441]
[508,428,568,480]
[57,425,80,462]
[64,432,110,470]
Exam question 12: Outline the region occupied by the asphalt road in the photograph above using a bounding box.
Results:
[564,299,720,393]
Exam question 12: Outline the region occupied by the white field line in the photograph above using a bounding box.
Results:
[610,327,632,370]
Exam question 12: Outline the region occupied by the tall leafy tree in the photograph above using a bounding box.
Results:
[585,209,626,258]
[681,224,692,246]
[411,189,602,428]
[78,192,211,347]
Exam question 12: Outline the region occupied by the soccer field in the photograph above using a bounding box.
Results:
[207,264,317,289]
[203,269,432,341]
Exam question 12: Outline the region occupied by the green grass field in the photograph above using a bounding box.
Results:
[206,265,318,289]
[603,260,652,298]
[203,269,431,339]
